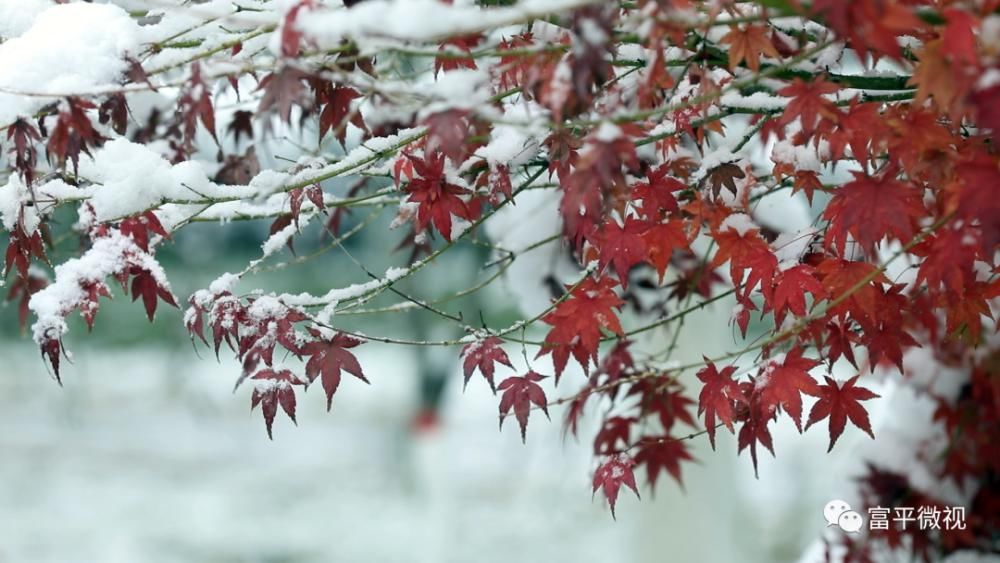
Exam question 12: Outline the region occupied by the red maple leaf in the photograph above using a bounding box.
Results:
[806,375,880,451]
[822,172,924,257]
[777,77,840,138]
[5,224,47,281]
[539,276,624,381]
[633,437,694,491]
[596,217,648,287]
[631,164,682,220]
[251,368,302,439]
[642,220,688,283]
[696,360,745,449]
[767,264,826,325]
[757,350,822,432]
[301,328,369,411]
[315,83,367,148]
[628,376,697,433]
[129,267,178,322]
[434,35,481,76]
[119,211,170,253]
[736,383,776,478]
[403,152,475,241]
[594,415,635,455]
[815,258,890,323]
[461,336,513,393]
[497,371,549,442]
[711,222,778,300]
[592,453,640,519]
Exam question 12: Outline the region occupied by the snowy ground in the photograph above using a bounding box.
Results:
[0,331,883,563]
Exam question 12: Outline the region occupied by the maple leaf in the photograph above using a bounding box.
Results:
[736,384,776,478]
[562,382,593,439]
[403,152,475,242]
[777,78,840,137]
[47,97,105,174]
[461,336,513,393]
[5,225,47,281]
[633,437,694,491]
[767,264,826,325]
[815,258,890,323]
[315,83,367,148]
[98,93,129,136]
[6,119,41,185]
[696,361,745,449]
[806,375,880,451]
[300,328,368,410]
[227,110,255,145]
[424,109,473,164]
[250,368,302,439]
[176,63,219,151]
[711,222,778,300]
[594,415,635,455]
[719,25,780,72]
[628,376,697,433]
[6,270,47,330]
[757,350,822,432]
[257,67,310,125]
[129,267,178,322]
[822,172,924,257]
[908,40,968,117]
[539,276,624,381]
[913,227,979,297]
[596,217,648,287]
[631,164,682,220]
[595,339,634,400]
[703,163,746,199]
[641,220,688,283]
[119,211,169,253]
[592,453,640,519]
[434,35,481,76]
[497,371,549,442]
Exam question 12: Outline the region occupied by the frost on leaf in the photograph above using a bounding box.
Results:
[539,277,624,381]
[497,371,549,443]
[460,336,513,393]
[251,369,302,439]
[592,453,639,519]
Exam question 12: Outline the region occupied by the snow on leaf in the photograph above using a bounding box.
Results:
[497,370,549,443]
[461,336,513,393]
[250,368,302,440]
[592,453,639,519]
[539,276,624,381]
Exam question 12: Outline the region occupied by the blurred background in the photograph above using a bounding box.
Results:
[0,195,886,563]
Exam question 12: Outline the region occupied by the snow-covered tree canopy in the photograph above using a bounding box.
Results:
[1,1,999,559]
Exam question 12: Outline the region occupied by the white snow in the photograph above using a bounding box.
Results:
[720,213,757,236]
[299,0,600,48]
[28,231,133,343]
[79,139,238,224]
[0,3,140,124]
[0,0,52,39]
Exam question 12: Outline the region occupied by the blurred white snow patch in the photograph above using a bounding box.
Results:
[0,0,52,38]
[753,186,812,233]
[0,2,139,124]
